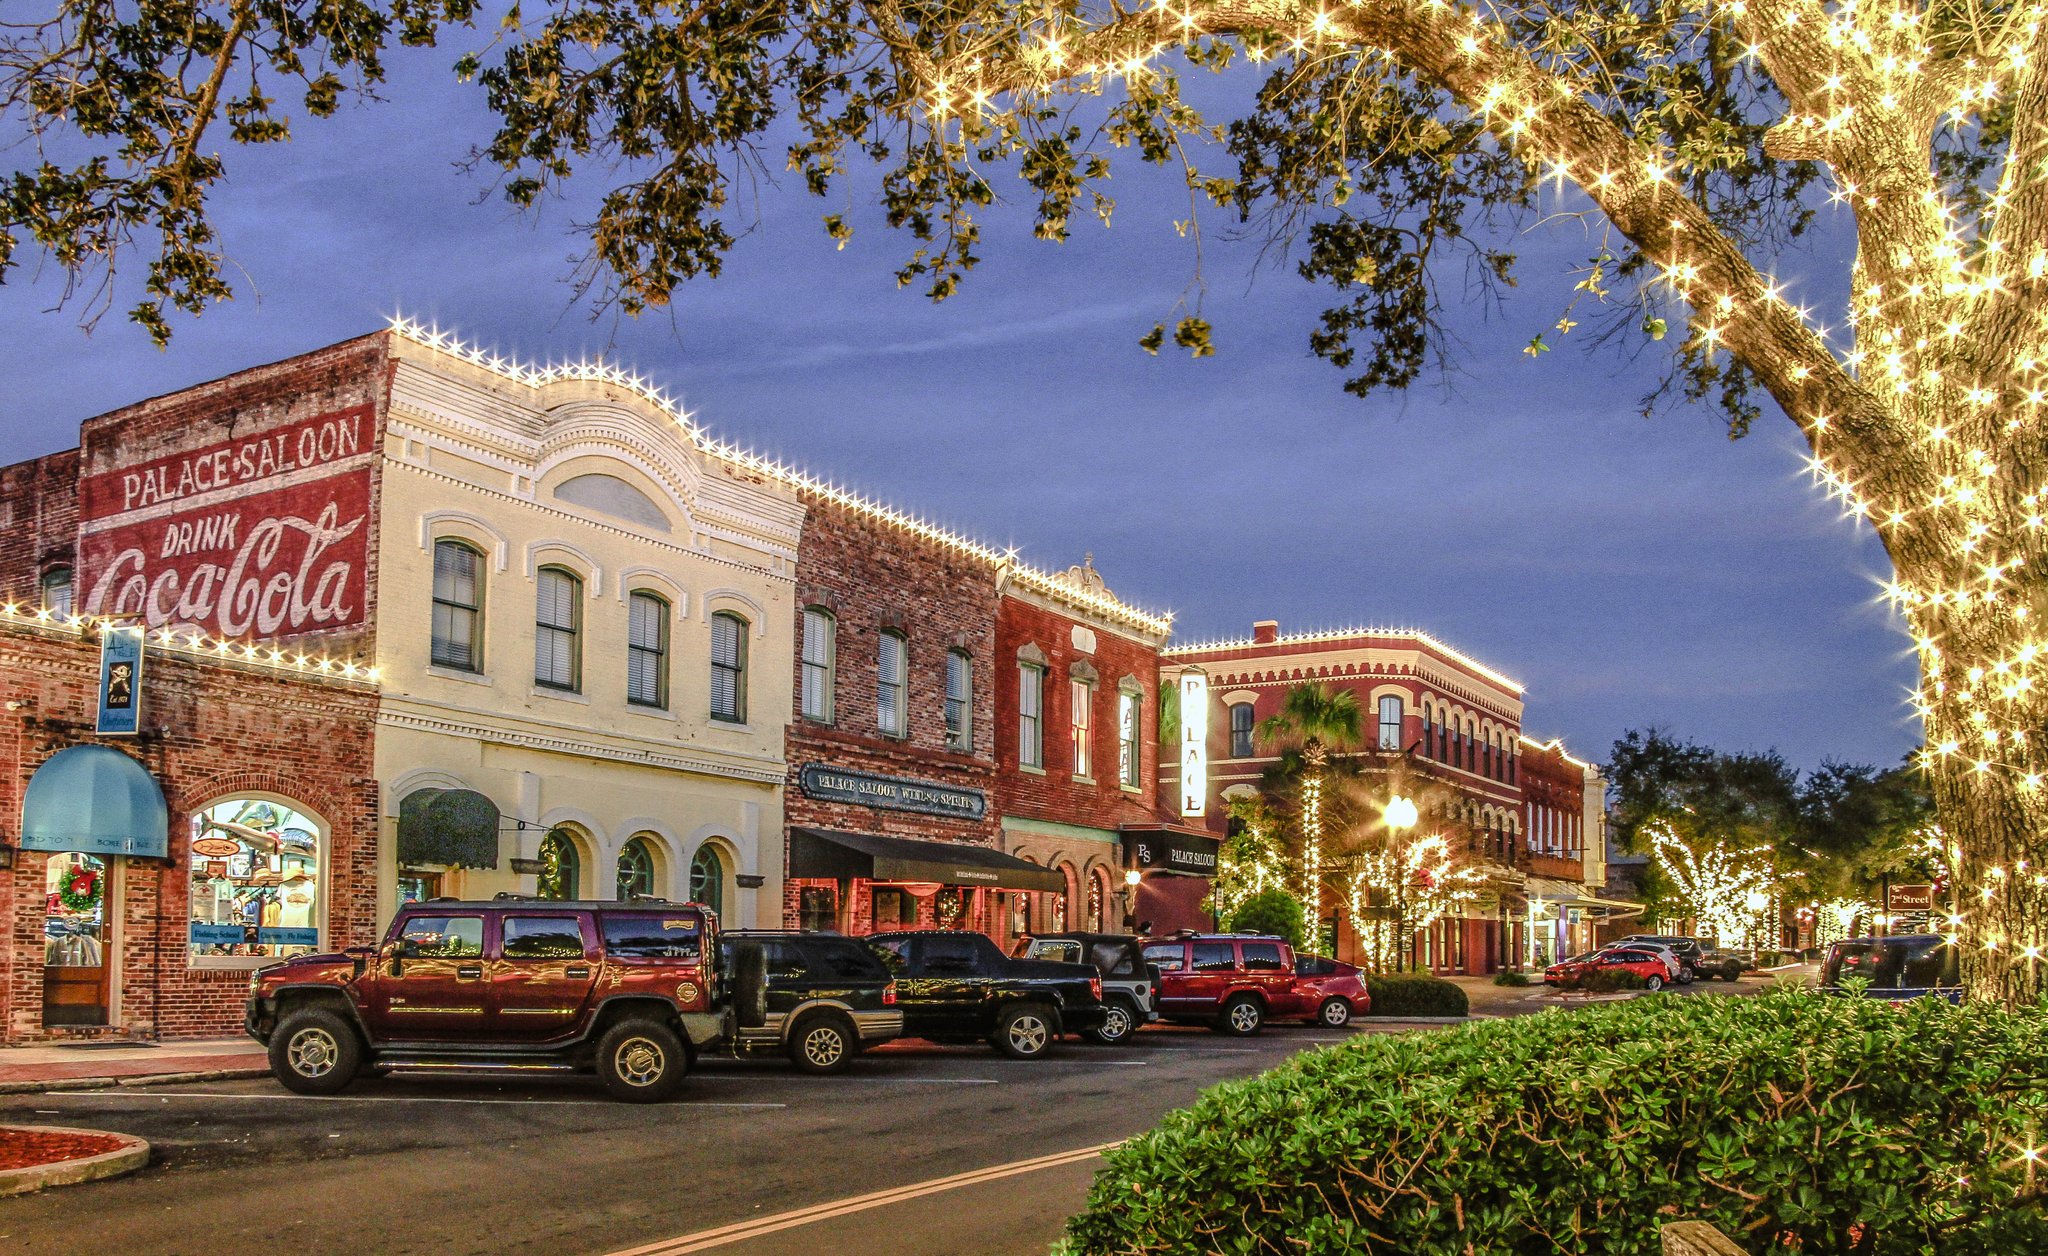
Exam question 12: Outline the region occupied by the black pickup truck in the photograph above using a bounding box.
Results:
[866,930,1108,1058]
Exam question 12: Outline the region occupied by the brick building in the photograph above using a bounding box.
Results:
[1165,620,1612,974]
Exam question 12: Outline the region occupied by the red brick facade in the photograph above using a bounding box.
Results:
[0,625,378,1043]
[0,450,82,607]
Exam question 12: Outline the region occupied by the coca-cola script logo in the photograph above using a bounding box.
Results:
[79,406,374,640]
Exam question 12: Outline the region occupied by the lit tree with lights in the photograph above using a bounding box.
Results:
[10,1,2048,997]
[1341,803,1488,971]
[1254,682,1364,918]
[1649,821,1784,943]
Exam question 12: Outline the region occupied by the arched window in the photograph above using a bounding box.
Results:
[1421,704,1434,758]
[186,797,326,966]
[537,829,581,899]
[1437,713,1449,761]
[1229,703,1255,758]
[1087,870,1105,932]
[1465,720,1477,770]
[617,836,657,899]
[39,565,72,617]
[1377,695,1404,750]
[627,592,669,708]
[534,566,582,691]
[711,611,748,722]
[690,845,726,916]
[431,540,484,671]
[801,608,836,722]
[1507,746,1517,784]
[1482,733,1493,779]
[877,630,908,736]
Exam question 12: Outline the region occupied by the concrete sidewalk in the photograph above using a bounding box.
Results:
[0,1038,267,1094]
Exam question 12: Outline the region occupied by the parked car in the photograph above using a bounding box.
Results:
[1012,932,1158,1044]
[1620,934,1705,982]
[1601,940,1683,982]
[1140,933,1302,1035]
[247,897,735,1101]
[1291,954,1371,1026]
[1821,934,1962,1002]
[1548,948,1671,991]
[1694,946,1756,982]
[866,930,1108,1058]
[715,931,902,1073]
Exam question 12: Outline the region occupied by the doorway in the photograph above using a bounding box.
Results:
[43,852,112,1027]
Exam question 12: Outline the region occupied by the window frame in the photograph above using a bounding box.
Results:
[1229,702,1255,758]
[1069,677,1095,780]
[39,565,73,617]
[945,649,973,751]
[877,630,909,737]
[1377,695,1403,751]
[626,590,670,709]
[1018,662,1045,769]
[532,564,583,692]
[430,539,485,673]
[710,611,749,723]
[1117,686,1142,789]
[800,608,837,723]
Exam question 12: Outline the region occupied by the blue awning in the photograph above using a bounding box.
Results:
[21,745,169,858]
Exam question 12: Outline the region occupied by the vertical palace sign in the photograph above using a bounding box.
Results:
[79,406,374,639]
[1178,666,1208,818]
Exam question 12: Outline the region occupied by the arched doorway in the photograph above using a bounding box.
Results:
[537,829,582,899]
[689,844,725,916]
[617,836,657,900]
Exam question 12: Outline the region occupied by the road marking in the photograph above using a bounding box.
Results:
[606,1142,1119,1255]
[47,1091,786,1109]
[693,1074,998,1085]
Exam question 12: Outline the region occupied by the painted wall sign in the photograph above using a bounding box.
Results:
[96,624,146,736]
[78,405,374,640]
[798,764,988,821]
[1178,667,1208,818]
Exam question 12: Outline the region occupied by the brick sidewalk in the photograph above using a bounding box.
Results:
[0,1038,267,1092]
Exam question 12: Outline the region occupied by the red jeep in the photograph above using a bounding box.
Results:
[1140,933,1308,1035]
[246,898,732,1101]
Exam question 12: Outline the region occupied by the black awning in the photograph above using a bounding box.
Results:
[397,788,502,869]
[789,827,1065,892]
[1119,824,1221,877]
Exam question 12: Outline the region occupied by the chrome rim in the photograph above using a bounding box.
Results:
[615,1036,667,1087]
[1321,1000,1349,1026]
[802,1025,846,1068]
[1007,1014,1049,1054]
[1101,1005,1131,1039]
[1229,1002,1259,1033]
[1646,977,1662,991]
[287,1026,339,1078]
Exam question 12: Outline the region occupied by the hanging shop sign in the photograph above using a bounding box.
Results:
[1122,828,1220,877]
[798,764,987,821]
[78,405,375,639]
[96,624,146,736]
[1887,883,1936,912]
[1178,666,1208,818]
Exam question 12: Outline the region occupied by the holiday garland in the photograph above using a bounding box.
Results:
[57,867,101,913]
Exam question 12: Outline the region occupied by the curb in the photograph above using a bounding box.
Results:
[0,1066,268,1096]
[0,1125,150,1196]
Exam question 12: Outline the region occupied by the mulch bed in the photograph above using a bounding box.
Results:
[0,1128,127,1171]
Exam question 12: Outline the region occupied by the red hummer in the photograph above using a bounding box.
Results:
[245,897,733,1102]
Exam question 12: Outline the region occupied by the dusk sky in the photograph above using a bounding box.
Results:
[0,48,1916,775]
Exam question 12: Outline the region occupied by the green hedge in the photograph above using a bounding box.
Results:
[1492,970,1532,987]
[1223,889,1306,952]
[1363,973,1468,1017]
[1579,968,1649,992]
[1060,988,2048,1255]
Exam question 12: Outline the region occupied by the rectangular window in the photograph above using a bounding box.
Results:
[1378,696,1403,750]
[801,609,836,722]
[878,632,908,736]
[945,651,972,751]
[1018,663,1045,768]
[711,612,748,722]
[501,916,587,960]
[534,567,581,690]
[799,886,837,933]
[1240,942,1287,971]
[1191,942,1235,972]
[430,541,483,671]
[1142,942,1187,972]
[1229,703,1255,758]
[627,592,669,708]
[1070,680,1094,778]
[1118,689,1140,788]
[601,913,702,961]
[398,915,484,958]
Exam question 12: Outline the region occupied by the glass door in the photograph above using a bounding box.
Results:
[44,853,111,1027]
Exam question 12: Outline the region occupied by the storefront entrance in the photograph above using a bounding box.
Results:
[43,853,111,1027]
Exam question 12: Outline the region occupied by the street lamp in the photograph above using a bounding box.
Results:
[1383,795,1419,831]
[1383,796,1418,970]
[1122,869,1142,932]
[1744,889,1771,952]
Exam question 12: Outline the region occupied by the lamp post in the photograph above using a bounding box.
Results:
[1122,868,1142,933]
[1383,795,1417,971]
[1744,888,1771,953]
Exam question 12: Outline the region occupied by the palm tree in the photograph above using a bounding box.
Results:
[1255,683,1364,918]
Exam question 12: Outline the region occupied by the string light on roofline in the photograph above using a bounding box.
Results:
[0,604,379,685]
[1164,625,1524,694]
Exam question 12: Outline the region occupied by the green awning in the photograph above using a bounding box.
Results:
[21,745,169,858]
[397,788,502,869]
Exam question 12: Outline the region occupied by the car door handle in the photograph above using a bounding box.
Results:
[566,966,590,978]
[457,964,483,980]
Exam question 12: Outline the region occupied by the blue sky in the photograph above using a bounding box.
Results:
[0,46,1917,774]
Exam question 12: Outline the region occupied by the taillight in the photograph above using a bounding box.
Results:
[883,981,897,1006]
[1090,976,1102,1001]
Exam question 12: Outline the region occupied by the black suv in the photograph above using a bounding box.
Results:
[1621,934,1706,983]
[1822,934,1962,1002]
[867,930,1108,1058]
[717,931,903,1073]
[1012,932,1159,1044]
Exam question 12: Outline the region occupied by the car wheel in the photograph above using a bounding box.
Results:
[992,1005,1055,1059]
[1676,969,1694,985]
[1217,995,1263,1037]
[1644,975,1664,992]
[788,1014,855,1075]
[1318,998,1353,1028]
[597,1018,689,1102]
[269,1007,363,1096]
[1083,1000,1136,1045]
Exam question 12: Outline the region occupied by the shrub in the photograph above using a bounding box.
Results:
[1579,968,1649,992]
[1224,889,1306,951]
[1363,973,1468,1017]
[1061,988,2048,1255]
[1491,970,1531,987]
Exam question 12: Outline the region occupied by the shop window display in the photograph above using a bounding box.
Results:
[45,853,107,966]
[187,798,323,962]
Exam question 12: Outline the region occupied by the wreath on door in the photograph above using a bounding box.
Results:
[56,866,102,914]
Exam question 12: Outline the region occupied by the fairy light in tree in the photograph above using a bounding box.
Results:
[1649,822,1781,943]
[1344,827,1487,972]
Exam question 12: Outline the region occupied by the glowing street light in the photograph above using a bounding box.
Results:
[1384,795,1419,831]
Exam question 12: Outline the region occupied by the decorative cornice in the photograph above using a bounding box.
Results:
[1165,625,1524,695]
[375,708,788,785]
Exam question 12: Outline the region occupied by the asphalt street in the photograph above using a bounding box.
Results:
[0,979,1775,1256]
